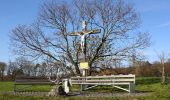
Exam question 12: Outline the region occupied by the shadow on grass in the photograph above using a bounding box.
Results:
[81,85,130,93]
[135,90,153,93]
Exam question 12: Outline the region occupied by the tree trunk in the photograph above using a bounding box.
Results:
[2,73,4,81]
[74,64,81,76]
[162,62,165,84]
[88,63,92,76]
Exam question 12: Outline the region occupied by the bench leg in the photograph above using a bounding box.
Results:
[129,83,135,93]
[80,84,83,91]
[14,85,16,92]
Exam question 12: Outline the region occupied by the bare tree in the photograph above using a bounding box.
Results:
[10,0,150,75]
[0,62,7,80]
[157,52,167,84]
[7,61,17,79]
[7,61,24,80]
[15,57,34,76]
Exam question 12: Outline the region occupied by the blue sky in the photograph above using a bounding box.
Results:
[129,0,170,62]
[0,0,170,63]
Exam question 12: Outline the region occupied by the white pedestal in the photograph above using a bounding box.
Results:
[63,79,69,93]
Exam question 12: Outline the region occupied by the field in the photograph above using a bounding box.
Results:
[0,77,170,100]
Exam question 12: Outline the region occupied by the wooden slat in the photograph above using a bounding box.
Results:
[15,76,47,79]
[71,82,130,85]
[71,74,135,79]
[72,80,113,82]
[71,79,134,82]
[111,79,135,82]
[15,82,54,85]
[15,80,50,82]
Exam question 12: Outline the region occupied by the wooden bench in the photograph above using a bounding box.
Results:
[14,76,55,92]
[70,74,135,93]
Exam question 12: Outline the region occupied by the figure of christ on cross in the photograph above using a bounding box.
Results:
[69,21,101,53]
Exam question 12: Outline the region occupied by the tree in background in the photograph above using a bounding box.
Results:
[151,61,161,77]
[157,52,167,84]
[165,59,170,76]
[10,0,150,75]
[15,57,34,76]
[7,61,24,80]
[0,62,7,80]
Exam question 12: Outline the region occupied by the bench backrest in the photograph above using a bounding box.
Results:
[15,76,48,82]
[70,74,135,85]
[14,76,55,85]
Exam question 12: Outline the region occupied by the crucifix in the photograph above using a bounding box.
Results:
[70,21,101,54]
[69,20,101,76]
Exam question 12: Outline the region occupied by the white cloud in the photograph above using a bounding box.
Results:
[155,22,170,28]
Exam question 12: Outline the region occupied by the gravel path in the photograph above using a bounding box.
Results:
[0,91,151,97]
[0,91,48,96]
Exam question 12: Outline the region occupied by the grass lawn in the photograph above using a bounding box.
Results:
[0,81,53,92]
[0,81,14,91]
[0,77,170,100]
